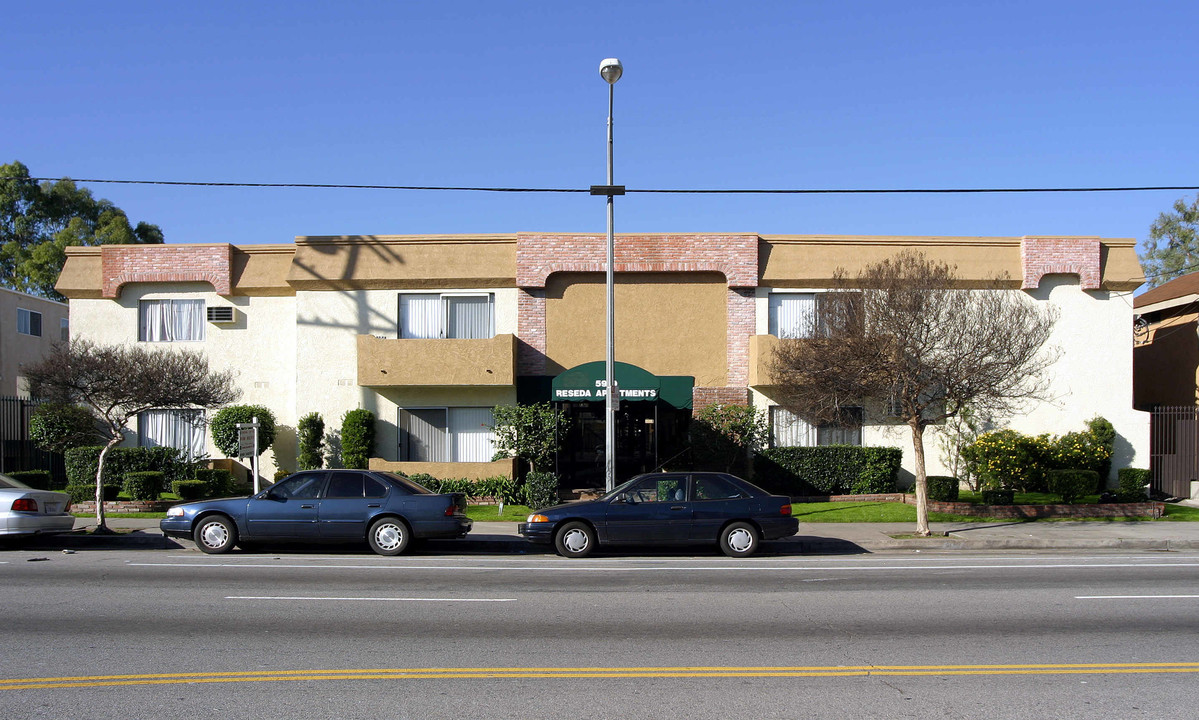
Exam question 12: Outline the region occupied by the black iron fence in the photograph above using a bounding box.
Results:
[0,395,65,485]
[1150,406,1199,499]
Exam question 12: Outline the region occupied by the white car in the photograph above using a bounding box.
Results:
[0,474,76,537]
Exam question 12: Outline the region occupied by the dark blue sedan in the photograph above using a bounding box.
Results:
[161,470,472,555]
[518,472,797,558]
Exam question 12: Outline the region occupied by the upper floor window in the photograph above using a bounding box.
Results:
[771,405,864,447]
[399,407,495,462]
[139,299,204,342]
[17,308,42,337]
[399,293,494,339]
[768,292,861,338]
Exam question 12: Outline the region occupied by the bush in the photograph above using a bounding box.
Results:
[406,473,439,492]
[65,446,191,488]
[925,476,960,502]
[273,469,290,482]
[123,471,165,501]
[477,475,520,505]
[962,430,1051,492]
[1087,416,1116,480]
[435,477,477,499]
[297,412,325,470]
[341,409,376,469]
[1046,469,1101,504]
[980,489,1014,505]
[524,471,560,510]
[753,446,901,496]
[6,469,57,490]
[1049,431,1111,477]
[1117,468,1151,502]
[172,480,208,500]
[28,402,98,453]
[688,404,769,475]
[194,468,236,497]
[66,484,120,504]
[210,405,277,458]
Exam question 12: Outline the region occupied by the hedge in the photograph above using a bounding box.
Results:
[123,471,165,501]
[65,446,191,488]
[171,480,208,501]
[524,471,560,510]
[926,475,960,502]
[66,484,120,504]
[753,446,902,496]
[1046,469,1101,504]
[1117,468,1151,502]
[194,468,236,498]
[5,469,58,490]
[341,409,375,469]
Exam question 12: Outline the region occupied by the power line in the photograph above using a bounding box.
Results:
[27,177,1199,195]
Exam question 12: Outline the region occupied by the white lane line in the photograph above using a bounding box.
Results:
[1076,595,1199,600]
[226,596,516,602]
[131,561,1199,572]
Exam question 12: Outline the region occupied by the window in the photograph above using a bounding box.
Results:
[138,409,205,460]
[270,472,325,499]
[16,308,42,337]
[139,299,205,342]
[623,474,686,503]
[60,317,69,341]
[694,474,747,501]
[325,471,388,499]
[771,406,863,447]
[399,407,495,462]
[399,294,494,339]
[768,292,861,338]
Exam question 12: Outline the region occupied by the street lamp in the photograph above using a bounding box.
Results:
[591,57,624,492]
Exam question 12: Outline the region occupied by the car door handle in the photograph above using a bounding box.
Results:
[367,503,381,508]
[670,505,686,511]
[301,504,315,509]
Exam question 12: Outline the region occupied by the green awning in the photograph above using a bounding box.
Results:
[551,361,693,409]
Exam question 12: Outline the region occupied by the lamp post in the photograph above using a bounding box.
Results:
[591,57,624,493]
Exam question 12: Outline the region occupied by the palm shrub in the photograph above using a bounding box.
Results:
[341,409,375,469]
[297,412,325,470]
[210,405,277,458]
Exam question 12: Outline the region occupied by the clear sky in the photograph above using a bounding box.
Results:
[5,0,1198,275]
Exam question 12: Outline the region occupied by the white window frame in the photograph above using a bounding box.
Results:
[398,293,495,339]
[16,308,42,337]
[138,409,205,461]
[398,406,495,462]
[138,299,205,342]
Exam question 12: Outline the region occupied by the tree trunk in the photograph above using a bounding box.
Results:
[92,435,122,533]
[910,421,930,537]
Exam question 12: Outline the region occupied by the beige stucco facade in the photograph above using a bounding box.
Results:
[0,288,70,397]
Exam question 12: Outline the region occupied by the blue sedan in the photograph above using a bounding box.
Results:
[161,470,472,555]
[519,472,797,558]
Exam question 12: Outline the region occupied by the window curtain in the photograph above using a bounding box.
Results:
[402,408,447,461]
[140,300,204,342]
[139,409,204,460]
[771,406,816,447]
[817,408,864,446]
[399,295,443,339]
[768,293,816,339]
[446,296,493,339]
[448,407,494,461]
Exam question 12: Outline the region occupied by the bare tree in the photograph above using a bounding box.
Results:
[770,250,1058,536]
[23,340,240,532]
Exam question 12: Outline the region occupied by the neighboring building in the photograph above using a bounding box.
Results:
[1133,273,1199,410]
[56,233,1147,487]
[0,288,69,397]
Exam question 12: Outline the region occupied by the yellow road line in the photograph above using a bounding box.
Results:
[3,663,1198,691]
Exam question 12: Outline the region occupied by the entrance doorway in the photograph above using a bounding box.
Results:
[555,401,690,490]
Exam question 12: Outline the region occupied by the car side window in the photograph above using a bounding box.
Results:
[626,476,685,503]
[326,472,364,499]
[272,473,325,499]
[364,476,388,499]
[694,475,745,500]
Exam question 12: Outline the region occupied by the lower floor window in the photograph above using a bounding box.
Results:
[771,406,864,447]
[399,407,495,462]
[138,409,205,460]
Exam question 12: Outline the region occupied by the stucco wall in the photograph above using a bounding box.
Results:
[0,289,69,396]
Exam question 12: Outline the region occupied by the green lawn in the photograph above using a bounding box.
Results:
[465,504,532,522]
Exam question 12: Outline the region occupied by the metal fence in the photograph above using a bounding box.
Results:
[0,395,65,485]
[1150,406,1199,499]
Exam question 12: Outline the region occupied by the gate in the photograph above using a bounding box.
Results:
[1150,406,1199,498]
[0,396,66,485]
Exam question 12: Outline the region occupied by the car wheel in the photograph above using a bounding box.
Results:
[554,521,596,558]
[368,517,410,556]
[194,515,237,554]
[719,521,759,558]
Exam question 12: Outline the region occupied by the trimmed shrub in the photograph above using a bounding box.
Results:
[753,446,901,496]
[1086,416,1116,480]
[524,471,560,510]
[1117,468,1151,502]
[273,469,291,482]
[297,412,325,470]
[194,468,236,497]
[925,476,960,502]
[980,489,1014,505]
[210,405,277,458]
[1047,469,1101,504]
[28,402,98,453]
[66,484,120,504]
[172,480,208,501]
[6,469,56,490]
[477,475,520,505]
[340,409,376,469]
[962,430,1051,492]
[65,446,190,488]
[123,471,165,501]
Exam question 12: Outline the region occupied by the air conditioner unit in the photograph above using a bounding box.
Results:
[206,306,235,324]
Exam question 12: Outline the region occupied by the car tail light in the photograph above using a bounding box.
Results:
[444,504,457,517]
[780,504,792,516]
[12,498,38,512]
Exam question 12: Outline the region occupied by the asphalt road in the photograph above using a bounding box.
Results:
[3,547,1198,719]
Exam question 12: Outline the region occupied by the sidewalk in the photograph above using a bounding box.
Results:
[28,515,1199,553]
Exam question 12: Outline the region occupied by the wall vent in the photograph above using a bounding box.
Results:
[206,306,235,323]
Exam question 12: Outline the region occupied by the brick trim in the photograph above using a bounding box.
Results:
[102,245,233,298]
[693,386,750,411]
[1020,237,1101,290]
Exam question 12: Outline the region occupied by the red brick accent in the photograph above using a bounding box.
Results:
[911,497,1164,519]
[102,244,233,298]
[71,500,178,513]
[518,289,548,375]
[727,288,755,386]
[692,386,750,411]
[1020,237,1101,290]
[516,233,759,288]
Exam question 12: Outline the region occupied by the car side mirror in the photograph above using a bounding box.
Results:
[617,492,636,505]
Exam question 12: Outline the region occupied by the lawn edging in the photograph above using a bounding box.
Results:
[903,496,1165,519]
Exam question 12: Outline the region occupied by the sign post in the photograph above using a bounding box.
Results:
[236,417,261,493]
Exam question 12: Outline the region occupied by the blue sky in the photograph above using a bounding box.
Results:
[5,0,1198,273]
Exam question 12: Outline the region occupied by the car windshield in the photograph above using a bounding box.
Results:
[377,472,433,495]
[0,474,32,490]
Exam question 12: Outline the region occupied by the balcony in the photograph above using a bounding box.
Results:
[357,333,517,387]
[747,334,782,387]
